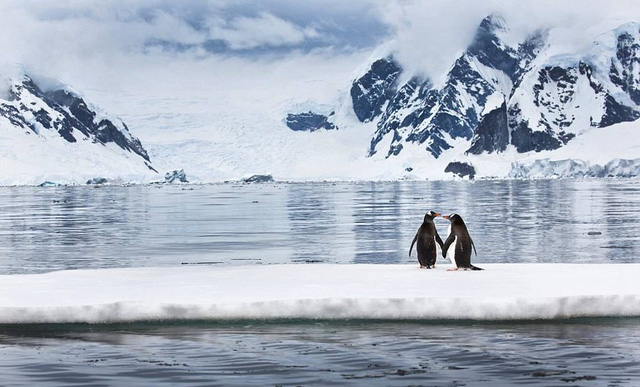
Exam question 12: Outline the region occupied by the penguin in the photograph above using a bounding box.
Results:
[409,211,444,269]
[442,213,483,271]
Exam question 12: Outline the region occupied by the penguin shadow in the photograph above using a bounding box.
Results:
[410,211,483,271]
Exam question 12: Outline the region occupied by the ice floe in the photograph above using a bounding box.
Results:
[1,264,639,323]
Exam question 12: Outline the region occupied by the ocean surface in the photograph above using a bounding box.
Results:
[1,180,639,386]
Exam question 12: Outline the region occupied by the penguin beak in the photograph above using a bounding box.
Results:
[442,215,450,220]
[433,213,441,217]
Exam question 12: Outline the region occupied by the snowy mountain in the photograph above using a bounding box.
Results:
[0,72,156,184]
[356,15,543,159]
[349,15,640,168]
[1,14,639,184]
[501,23,640,154]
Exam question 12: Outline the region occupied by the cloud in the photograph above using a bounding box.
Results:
[206,12,320,50]
[0,0,389,84]
[0,0,389,100]
[1,0,639,92]
[0,1,209,70]
[375,0,640,81]
[375,0,489,81]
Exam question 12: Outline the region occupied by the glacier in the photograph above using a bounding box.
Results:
[1,264,639,323]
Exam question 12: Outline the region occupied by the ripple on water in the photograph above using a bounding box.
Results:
[0,319,639,386]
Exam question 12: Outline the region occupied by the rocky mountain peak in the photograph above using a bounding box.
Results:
[350,57,402,123]
[0,74,152,166]
[467,14,520,79]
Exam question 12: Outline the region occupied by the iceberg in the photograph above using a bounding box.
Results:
[1,264,639,323]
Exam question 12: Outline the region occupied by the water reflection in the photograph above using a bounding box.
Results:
[0,186,149,272]
[0,180,639,274]
[352,182,403,263]
[286,184,338,263]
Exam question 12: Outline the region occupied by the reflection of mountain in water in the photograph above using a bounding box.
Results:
[454,179,636,264]
[1,181,638,274]
[286,185,339,263]
[0,187,148,273]
[601,181,640,260]
[352,182,404,263]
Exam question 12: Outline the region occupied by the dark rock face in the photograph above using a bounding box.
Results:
[508,104,574,153]
[445,162,476,179]
[467,16,519,79]
[611,30,640,104]
[533,66,578,108]
[46,89,150,161]
[365,14,545,159]
[286,111,336,132]
[38,181,59,187]
[86,177,109,185]
[600,94,640,127]
[467,101,509,154]
[0,75,151,163]
[242,174,274,183]
[510,122,563,153]
[350,57,401,122]
[368,77,437,157]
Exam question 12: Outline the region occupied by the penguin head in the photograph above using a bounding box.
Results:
[424,211,441,221]
[442,213,460,222]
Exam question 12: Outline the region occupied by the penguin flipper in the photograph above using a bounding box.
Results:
[471,238,477,256]
[442,234,455,258]
[470,265,483,271]
[435,233,444,251]
[409,233,418,257]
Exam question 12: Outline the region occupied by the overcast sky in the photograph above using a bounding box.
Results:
[1,0,639,86]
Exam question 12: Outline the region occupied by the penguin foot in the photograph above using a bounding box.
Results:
[419,266,426,269]
[447,268,459,271]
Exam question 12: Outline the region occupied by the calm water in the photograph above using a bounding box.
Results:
[0,180,638,274]
[1,180,639,386]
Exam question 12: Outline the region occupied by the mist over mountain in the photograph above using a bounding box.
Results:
[1,1,639,183]
[346,15,639,158]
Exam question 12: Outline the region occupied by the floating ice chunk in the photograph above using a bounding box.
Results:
[164,169,188,183]
[1,264,639,323]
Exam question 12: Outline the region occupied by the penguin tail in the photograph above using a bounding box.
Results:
[470,265,483,271]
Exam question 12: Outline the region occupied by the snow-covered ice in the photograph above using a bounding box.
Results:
[2,264,639,323]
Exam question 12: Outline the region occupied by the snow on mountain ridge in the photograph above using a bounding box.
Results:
[338,15,640,179]
[0,72,157,185]
[356,14,537,160]
[507,22,640,154]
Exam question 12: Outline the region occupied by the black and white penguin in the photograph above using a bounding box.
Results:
[409,211,444,269]
[442,213,483,271]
